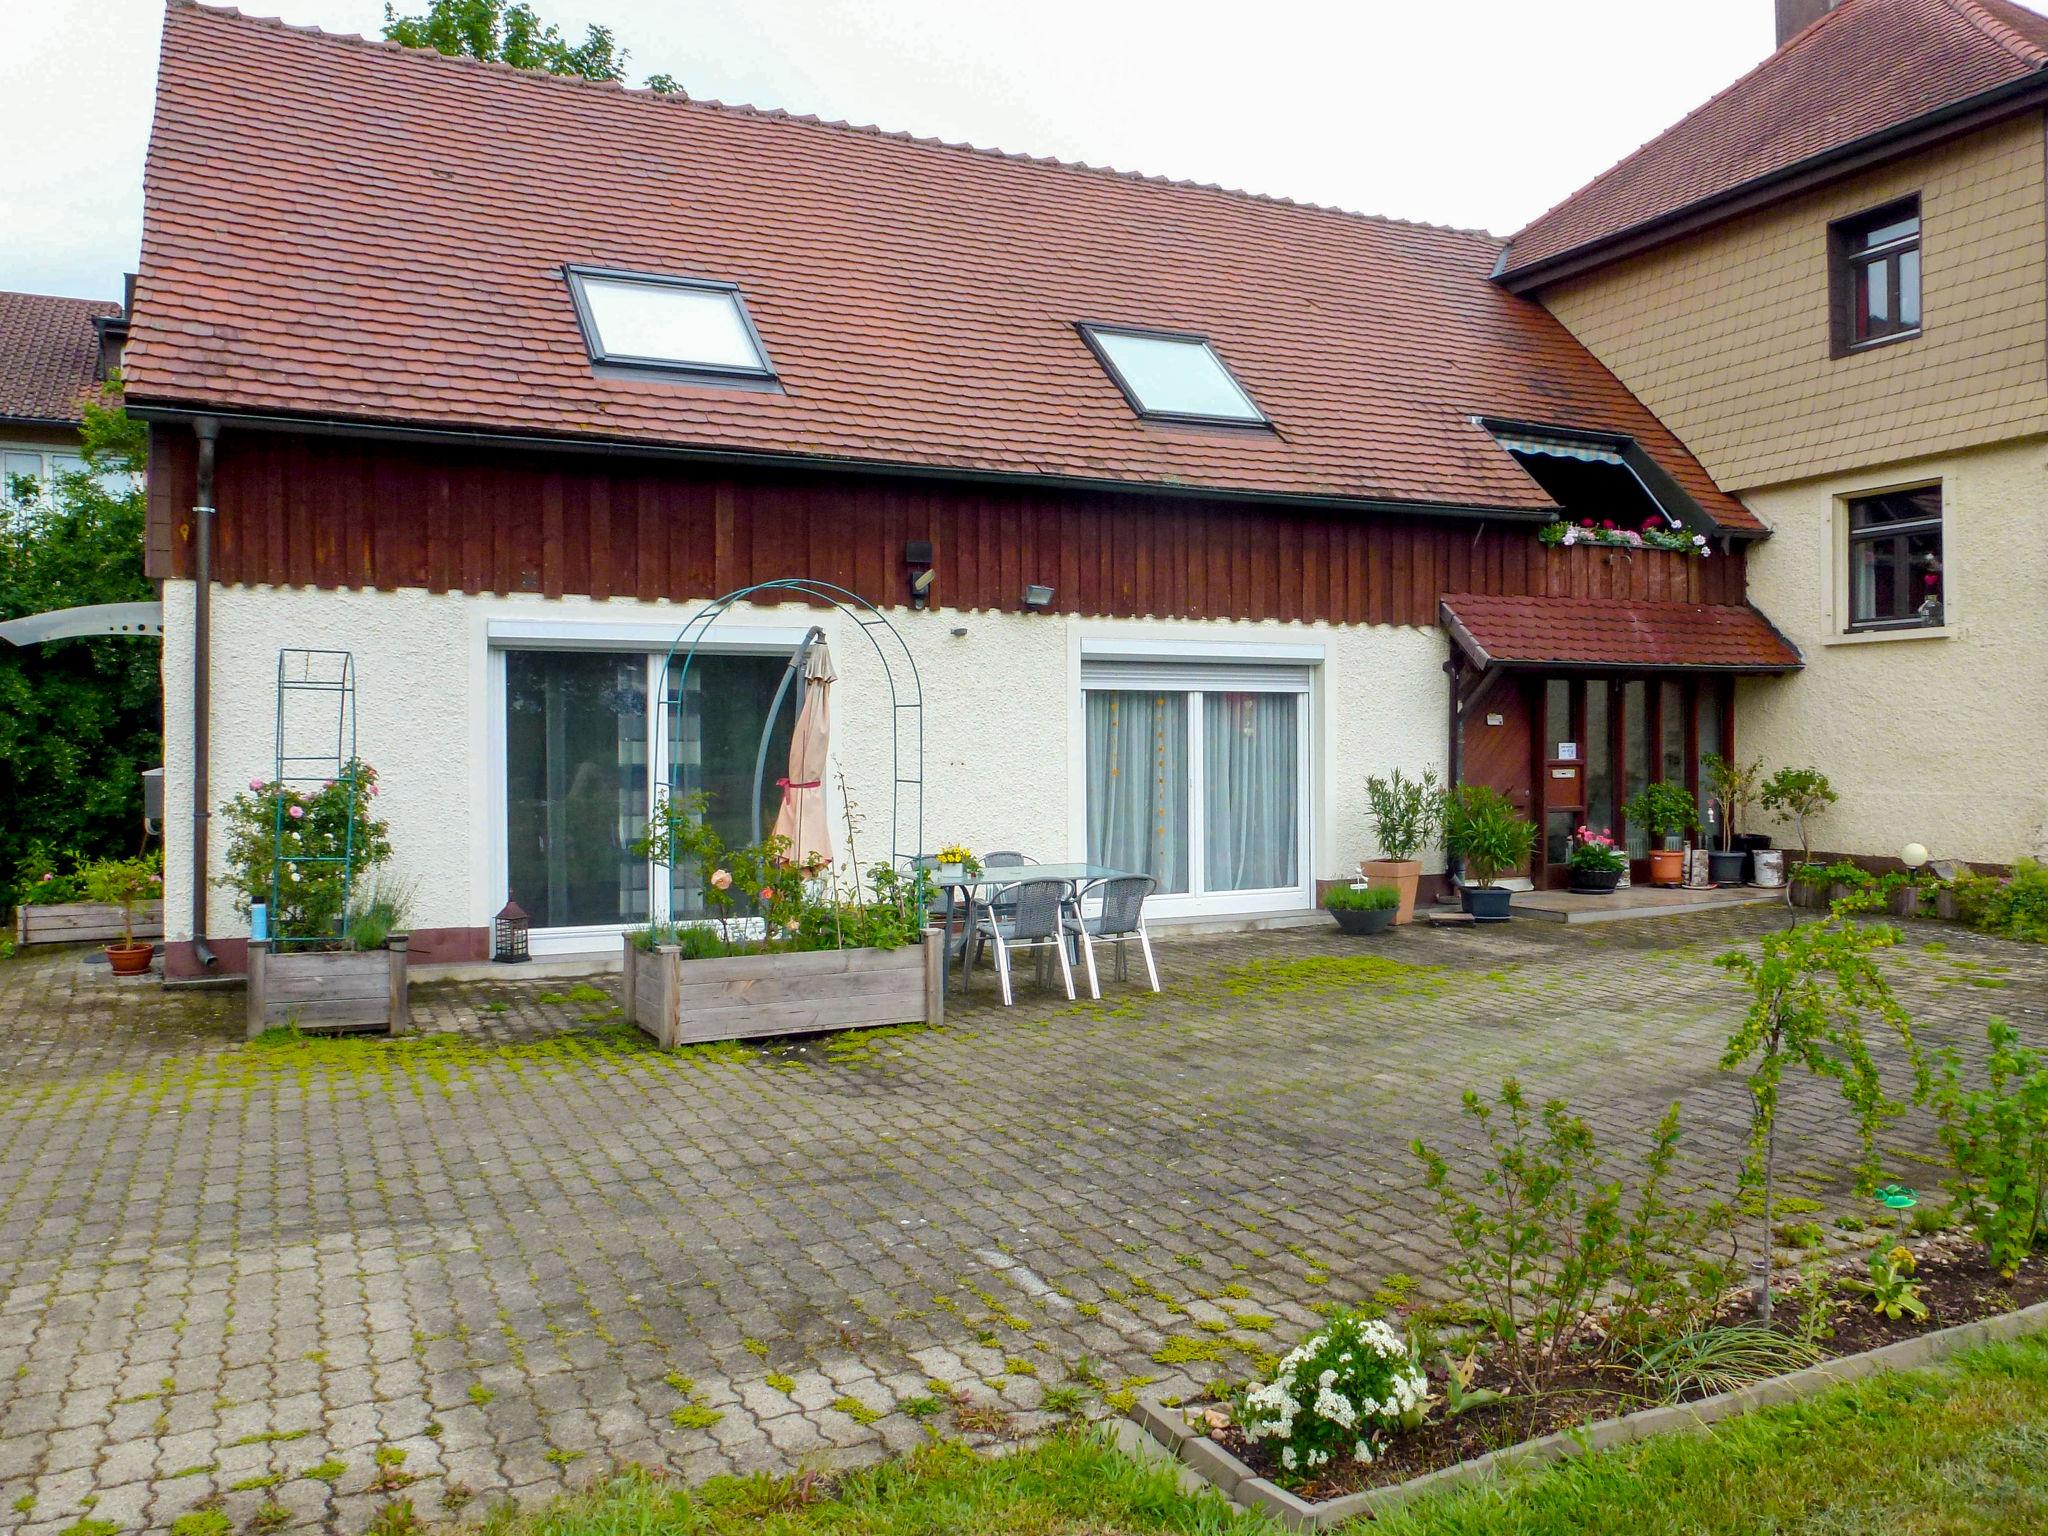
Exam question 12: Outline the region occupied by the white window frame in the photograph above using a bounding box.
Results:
[486,621,814,956]
[1077,645,1316,919]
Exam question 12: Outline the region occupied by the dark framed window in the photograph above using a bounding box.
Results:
[1830,197,1921,354]
[564,266,776,381]
[1076,323,1269,427]
[1846,485,1943,630]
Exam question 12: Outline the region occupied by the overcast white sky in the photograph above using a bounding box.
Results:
[4,0,1782,303]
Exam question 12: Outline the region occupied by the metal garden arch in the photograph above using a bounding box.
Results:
[656,581,924,911]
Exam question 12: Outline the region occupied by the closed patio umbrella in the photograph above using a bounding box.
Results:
[771,640,835,865]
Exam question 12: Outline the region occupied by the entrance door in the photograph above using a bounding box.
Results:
[1459,675,1536,881]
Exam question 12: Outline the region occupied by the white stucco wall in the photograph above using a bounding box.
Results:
[159,582,1450,945]
[1736,435,2048,866]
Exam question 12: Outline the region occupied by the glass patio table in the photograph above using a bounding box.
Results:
[931,863,1134,997]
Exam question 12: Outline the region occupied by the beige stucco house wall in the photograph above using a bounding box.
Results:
[1734,437,2048,865]
[1533,116,2048,867]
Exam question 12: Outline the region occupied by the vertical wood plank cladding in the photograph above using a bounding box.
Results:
[157,429,1754,625]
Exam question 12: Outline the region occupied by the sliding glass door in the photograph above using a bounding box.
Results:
[501,645,805,937]
[1084,672,1309,912]
[504,651,651,929]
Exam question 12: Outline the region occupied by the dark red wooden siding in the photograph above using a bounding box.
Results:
[146,429,1750,622]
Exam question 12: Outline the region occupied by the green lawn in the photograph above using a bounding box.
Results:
[430,1336,2048,1536]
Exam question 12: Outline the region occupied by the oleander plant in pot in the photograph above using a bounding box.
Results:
[1566,825,1626,894]
[80,852,163,975]
[1624,781,1699,886]
[1325,882,1400,937]
[1703,753,1763,886]
[1443,784,1535,922]
[1361,768,1442,925]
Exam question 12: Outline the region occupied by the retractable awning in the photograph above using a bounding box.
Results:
[0,601,163,646]
[1490,430,1627,466]
[1440,593,1801,673]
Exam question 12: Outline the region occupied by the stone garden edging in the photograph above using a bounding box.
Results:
[1132,1298,2048,1530]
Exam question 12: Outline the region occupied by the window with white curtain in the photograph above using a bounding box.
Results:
[1083,663,1309,906]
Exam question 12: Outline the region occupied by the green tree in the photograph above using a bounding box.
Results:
[0,385,160,901]
[381,0,685,91]
[1716,913,1923,1318]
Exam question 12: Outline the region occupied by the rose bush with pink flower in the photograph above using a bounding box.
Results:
[219,761,391,940]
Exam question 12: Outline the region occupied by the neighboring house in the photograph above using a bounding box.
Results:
[1503,0,2048,866]
[128,2,1801,976]
[0,288,126,503]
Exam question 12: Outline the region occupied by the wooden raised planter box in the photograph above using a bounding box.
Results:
[15,900,165,947]
[245,936,410,1039]
[621,930,943,1047]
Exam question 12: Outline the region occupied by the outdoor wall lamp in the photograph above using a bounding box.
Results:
[1023,584,1055,611]
[904,540,935,609]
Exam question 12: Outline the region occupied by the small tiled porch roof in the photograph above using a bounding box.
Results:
[1440,593,1802,672]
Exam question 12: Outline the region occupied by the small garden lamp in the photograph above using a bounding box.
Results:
[493,899,531,964]
[1876,1182,1917,1241]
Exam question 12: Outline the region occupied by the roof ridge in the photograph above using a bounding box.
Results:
[1504,0,1878,253]
[167,0,1504,245]
[1942,0,2048,63]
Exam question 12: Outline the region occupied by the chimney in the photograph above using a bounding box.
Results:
[1777,0,1841,46]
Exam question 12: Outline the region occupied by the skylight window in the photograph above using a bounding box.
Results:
[566,267,775,379]
[1079,325,1267,425]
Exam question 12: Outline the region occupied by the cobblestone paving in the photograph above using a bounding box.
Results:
[1,909,2043,1533]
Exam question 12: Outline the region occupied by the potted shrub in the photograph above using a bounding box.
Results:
[221,762,410,1037]
[1361,769,1443,926]
[1761,766,1836,906]
[1325,883,1399,936]
[1565,826,1626,895]
[1702,754,1762,886]
[1624,781,1699,886]
[1442,784,1536,922]
[79,853,164,975]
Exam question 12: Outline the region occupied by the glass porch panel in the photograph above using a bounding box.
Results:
[1545,678,1572,755]
[1202,692,1299,892]
[1085,691,1189,894]
[1697,687,1724,837]
[667,653,799,918]
[1660,680,1686,786]
[1584,682,1612,841]
[505,650,649,928]
[1622,679,1649,857]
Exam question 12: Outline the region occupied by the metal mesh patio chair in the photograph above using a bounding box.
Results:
[982,850,1033,922]
[1063,875,1160,995]
[969,877,1075,1006]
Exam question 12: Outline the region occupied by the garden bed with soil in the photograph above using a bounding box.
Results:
[1153,1238,2047,1525]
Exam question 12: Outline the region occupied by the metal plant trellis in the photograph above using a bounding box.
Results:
[269,649,360,947]
[656,581,924,912]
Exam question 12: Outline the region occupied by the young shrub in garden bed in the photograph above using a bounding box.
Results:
[1931,1017,2048,1276]
[1236,1311,1428,1480]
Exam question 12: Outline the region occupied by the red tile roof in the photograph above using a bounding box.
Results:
[0,291,118,426]
[1441,593,1802,671]
[125,2,1760,532]
[1501,0,2048,285]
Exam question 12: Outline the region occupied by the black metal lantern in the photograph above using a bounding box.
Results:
[493,899,531,963]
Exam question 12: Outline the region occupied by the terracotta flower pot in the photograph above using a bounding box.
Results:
[1647,848,1686,887]
[1361,859,1421,925]
[104,942,155,976]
